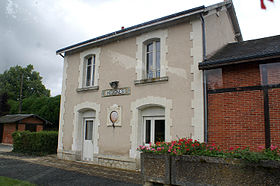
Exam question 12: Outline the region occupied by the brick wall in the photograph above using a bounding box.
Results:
[21,117,43,124]
[222,63,261,88]
[269,88,280,146]
[2,124,16,144]
[37,125,43,132]
[208,91,265,150]
[207,62,280,150]
[18,124,25,131]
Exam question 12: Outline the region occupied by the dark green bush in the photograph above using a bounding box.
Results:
[12,131,58,155]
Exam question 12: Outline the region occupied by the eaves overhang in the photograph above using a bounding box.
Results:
[56,0,239,56]
[225,1,243,42]
[0,114,53,125]
[199,52,280,70]
[56,6,205,55]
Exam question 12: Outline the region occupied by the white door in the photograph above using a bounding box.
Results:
[82,119,94,161]
[144,117,165,145]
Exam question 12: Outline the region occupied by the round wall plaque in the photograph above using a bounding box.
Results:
[110,111,119,123]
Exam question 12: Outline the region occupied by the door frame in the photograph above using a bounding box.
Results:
[82,118,94,161]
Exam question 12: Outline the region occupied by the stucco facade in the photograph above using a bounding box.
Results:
[57,1,241,170]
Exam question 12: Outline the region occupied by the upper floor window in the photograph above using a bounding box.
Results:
[85,55,96,87]
[77,48,100,92]
[145,40,160,79]
[135,29,168,84]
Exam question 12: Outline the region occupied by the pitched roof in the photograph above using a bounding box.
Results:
[0,114,52,125]
[56,0,241,55]
[199,35,280,70]
[56,6,204,55]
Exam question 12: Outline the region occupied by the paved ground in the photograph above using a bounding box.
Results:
[0,145,142,185]
[0,158,140,186]
[0,143,13,152]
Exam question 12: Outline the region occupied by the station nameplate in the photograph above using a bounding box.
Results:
[102,87,131,97]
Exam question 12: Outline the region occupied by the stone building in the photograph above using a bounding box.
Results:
[56,0,241,170]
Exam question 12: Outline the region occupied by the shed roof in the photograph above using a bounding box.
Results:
[0,114,52,125]
[199,35,280,70]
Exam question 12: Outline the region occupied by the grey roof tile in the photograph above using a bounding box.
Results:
[199,35,280,69]
[0,114,52,125]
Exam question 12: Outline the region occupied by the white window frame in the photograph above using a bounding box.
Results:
[84,55,96,87]
[143,116,165,145]
[145,40,160,79]
[78,48,101,89]
[84,118,94,141]
[135,29,168,81]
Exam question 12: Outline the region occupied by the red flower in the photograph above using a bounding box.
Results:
[258,146,265,150]
[179,138,185,142]
[270,145,277,151]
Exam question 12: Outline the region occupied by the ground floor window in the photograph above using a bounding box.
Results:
[25,124,36,132]
[144,117,165,144]
[84,119,93,140]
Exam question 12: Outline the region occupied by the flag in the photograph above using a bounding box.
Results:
[261,0,274,9]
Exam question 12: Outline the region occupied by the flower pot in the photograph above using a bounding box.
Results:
[141,153,171,184]
[171,155,280,186]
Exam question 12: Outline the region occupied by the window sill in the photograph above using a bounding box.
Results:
[76,86,99,92]
[134,76,168,85]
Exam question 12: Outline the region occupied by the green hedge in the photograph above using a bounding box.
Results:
[12,131,58,155]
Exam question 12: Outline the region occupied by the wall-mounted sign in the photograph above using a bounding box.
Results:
[110,111,119,123]
[102,87,131,97]
[107,104,122,127]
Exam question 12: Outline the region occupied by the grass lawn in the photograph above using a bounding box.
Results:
[0,176,35,186]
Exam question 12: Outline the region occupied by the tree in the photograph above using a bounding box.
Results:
[9,95,61,130]
[0,64,50,101]
[0,92,10,116]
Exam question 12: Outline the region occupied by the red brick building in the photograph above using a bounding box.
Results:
[0,114,52,144]
[199,35,280,150]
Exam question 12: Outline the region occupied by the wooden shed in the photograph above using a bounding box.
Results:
[0,114,52,144]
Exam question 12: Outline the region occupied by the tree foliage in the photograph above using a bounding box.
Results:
[0,92,10,116]
[0,64,50,101]
[9,95,60,130]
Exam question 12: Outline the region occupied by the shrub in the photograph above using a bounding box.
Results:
[12,131,58,155]
[137,137,280,162]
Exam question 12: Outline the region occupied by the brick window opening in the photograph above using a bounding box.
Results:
[25,124,36,132]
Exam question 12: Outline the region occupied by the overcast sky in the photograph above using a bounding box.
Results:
[1,0,280,96]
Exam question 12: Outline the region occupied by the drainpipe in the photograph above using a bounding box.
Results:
[200,13,208,143]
